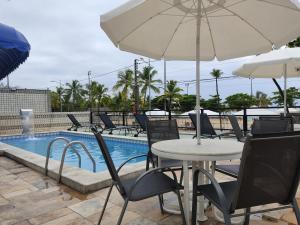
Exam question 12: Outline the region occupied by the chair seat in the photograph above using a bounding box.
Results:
[215,164,240,178]
[197,181,238,211]
[121,171,182,201]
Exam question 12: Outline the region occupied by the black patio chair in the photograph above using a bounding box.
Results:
[251,119,291,135]
[133,113,149,137]
[67,114,90,131]
[91,128,186,225]
[192,135,300,225]
[146,119,191,174]
[228,115,246,142]
[189,113,223,139]
[259,115,294,131]
[99,113,133,135]
[215,130,300,179]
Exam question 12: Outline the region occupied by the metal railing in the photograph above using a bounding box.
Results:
[90,107,300,133]
[57,141,96,183]
[45,137,81,176]
[45,137,96,183]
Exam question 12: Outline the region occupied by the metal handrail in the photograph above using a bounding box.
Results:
[57,141,96,183]
[45,137,81,176]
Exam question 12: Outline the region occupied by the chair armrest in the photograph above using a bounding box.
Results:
[194,168,228,210]
[128,167,179,198]
[116,154,148,173]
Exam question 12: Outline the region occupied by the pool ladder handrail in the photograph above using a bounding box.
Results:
[57,141,96,183]
[45,137,82,176]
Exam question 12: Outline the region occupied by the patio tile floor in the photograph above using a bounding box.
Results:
[0,156,298,225]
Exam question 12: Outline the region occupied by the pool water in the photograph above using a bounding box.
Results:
[0,132,148,172]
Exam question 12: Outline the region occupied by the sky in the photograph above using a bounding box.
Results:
[1,0,300,100]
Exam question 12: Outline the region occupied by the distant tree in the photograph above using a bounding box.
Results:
[179,95,196,112]
[138,66,162,108]
[255,91,271,107]
[202,95,224,111]
[271,87,300,107]
[225,93,257,109]
[86,81,108,109]
[158,80,183,111]
[65,80,86,111]
[288,37,300,48]
[113,69,134,100]
[50,91,60,112]
[210,69,223,109]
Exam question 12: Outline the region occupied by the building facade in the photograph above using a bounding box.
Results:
[0,88,51,115]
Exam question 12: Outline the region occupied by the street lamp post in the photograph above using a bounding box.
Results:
[51,80,63,112]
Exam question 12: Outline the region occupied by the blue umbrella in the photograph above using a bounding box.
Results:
[0,23,30,80]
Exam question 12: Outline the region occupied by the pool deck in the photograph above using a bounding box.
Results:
[0,156,299,225]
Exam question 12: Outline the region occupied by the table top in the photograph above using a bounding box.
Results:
[152,139,243,161]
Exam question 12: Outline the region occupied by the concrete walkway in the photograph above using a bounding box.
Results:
[0,156,298,225]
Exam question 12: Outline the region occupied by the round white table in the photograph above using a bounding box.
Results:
[152,139,243,225]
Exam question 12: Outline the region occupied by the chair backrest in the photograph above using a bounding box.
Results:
[189,113,217,136]
[67,114,82,127]
[146,119,179,148]
[91,128,126,195]
[232,135,300,211]
[259,116,294,131]
[134,114,149,131]
[228,115,244,142]
[251,119,290,135]
[99,113,116,129]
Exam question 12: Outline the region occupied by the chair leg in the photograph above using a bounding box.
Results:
[97,184,114,225]
[223,213,232,225]
[292,198,300,224]
[116,199,129,225]
[179,168,184,185]
[158,195,164,214]
[175,190,187,225]
[191,191,198,225]
[243,208,250,225]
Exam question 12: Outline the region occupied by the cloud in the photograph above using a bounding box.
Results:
[0,0,299,100]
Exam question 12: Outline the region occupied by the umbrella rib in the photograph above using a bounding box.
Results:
[161,4,196,58]
[117,0,192,45]
[201,0,217,58]
[207,0,274,47]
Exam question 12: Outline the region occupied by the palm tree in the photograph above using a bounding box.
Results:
[86,81,108,109]
[113,69,134,99]
[255,91,271,107]
[65,80,86,110]
[210,69,223,129]
[159,80,182,111]
[55,86,65,112]
[139,66,162,108]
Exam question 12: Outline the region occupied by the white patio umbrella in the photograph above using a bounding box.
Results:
[181,109,218,116]
[146,108,171,115]
[233,47,300,115]
[101,0,300,145]
[234,108,278,116]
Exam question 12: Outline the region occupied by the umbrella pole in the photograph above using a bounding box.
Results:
[196,0,201,145]
[284,63,287,116]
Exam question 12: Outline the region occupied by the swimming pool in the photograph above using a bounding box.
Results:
[0,132,148,172]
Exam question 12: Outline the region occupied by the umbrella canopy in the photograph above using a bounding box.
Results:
[146,108,171,115]
[181,109,218,116]
[233,48,300,115]
[0,23,30,80]
[101,0,300,145]
[233,48,300,78]
[234,108,278,116]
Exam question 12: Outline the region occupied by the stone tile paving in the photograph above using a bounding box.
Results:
[0,156,299,225]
